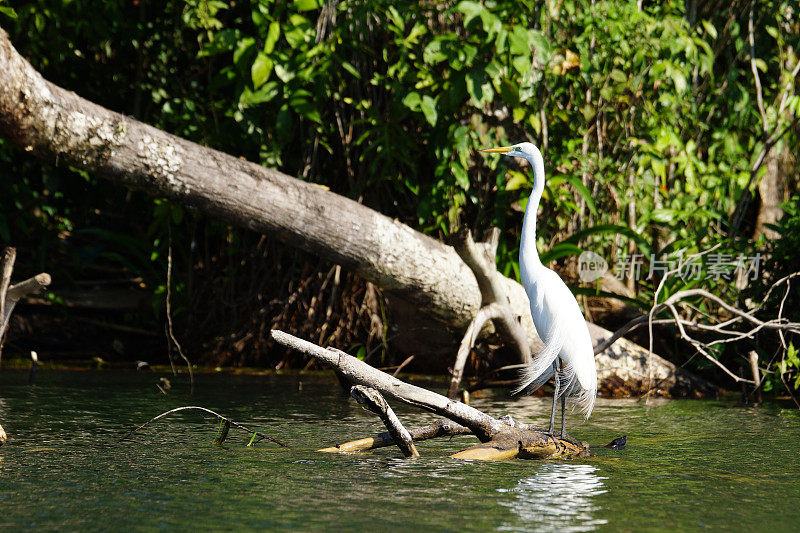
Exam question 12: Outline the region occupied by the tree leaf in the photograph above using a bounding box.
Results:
[264,21,280,54]
[0,5,17,18]
[251,52,273,88]
[421,95,437,126]
[292,0,322,11]
[506,171,529,191]
[402,92,421,110]
[701,20,717,39]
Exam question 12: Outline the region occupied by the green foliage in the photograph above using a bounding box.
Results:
[0,0,16,19]
[0,0,798,377]
[782,342,800,389]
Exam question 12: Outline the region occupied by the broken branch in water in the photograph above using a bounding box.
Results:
[349,385,419,458]
[319,418,472,453]
[271,329,587,460]
[118,406,288,447]
[272,329,506,441]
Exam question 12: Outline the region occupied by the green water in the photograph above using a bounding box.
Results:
[0,370,798,531]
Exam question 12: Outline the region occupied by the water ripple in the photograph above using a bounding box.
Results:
[497,463,608,532]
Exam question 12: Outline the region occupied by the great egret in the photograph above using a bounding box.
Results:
[480,142,597,438]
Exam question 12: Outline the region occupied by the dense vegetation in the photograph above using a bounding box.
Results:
[0,0,798,394]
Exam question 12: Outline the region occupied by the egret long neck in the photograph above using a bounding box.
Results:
[520,147,546,270]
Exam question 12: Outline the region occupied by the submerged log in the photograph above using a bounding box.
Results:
[0,26,710,396]
[319,418,472,453]
[272,330,588,460]
[452,428,587,460]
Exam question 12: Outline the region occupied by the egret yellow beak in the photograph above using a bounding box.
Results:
[479,146,514,153]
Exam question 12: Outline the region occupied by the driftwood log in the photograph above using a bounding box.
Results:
[272,329,588,460]
[0,26,715,396]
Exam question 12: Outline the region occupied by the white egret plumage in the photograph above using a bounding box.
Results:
[480,142,597,438]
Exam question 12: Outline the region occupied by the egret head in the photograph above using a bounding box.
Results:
[479,142,538,160]
[480,141,545,192]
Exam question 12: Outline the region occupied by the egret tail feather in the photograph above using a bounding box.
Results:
[512,326,596,419]
[511,327,563,396]
[559,360,595,418]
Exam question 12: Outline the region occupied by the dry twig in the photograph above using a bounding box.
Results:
[166,225,194,393]
[118,406,288,447]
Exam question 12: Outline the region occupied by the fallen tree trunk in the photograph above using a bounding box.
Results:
[0,25,478,327]
[0,26,711,395]
[272,329,587,459]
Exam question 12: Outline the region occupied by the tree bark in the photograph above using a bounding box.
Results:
[0,26,711,396]
[754,143,792,241]
[1,273,52,338]
[0,243,51,365]
[447,228,532,398]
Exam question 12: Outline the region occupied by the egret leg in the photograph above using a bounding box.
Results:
[559,392,566,439]
[548,361,560,435]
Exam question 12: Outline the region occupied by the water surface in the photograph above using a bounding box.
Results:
[0,370,798,531]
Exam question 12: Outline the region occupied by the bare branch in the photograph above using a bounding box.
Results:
[447,228,533,398]
[166,227,193,392]
[118,406,288,446]
[271,329,508,440]
[0,247,15,332]
[350,385,419,457]
[453,228,531,365]
[273,329,588,458]
[448,303,505,398]
[749,1,768,134]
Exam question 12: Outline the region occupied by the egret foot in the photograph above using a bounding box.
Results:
[558,433,580,446]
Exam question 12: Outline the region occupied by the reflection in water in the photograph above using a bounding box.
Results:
[497,463,607,532]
